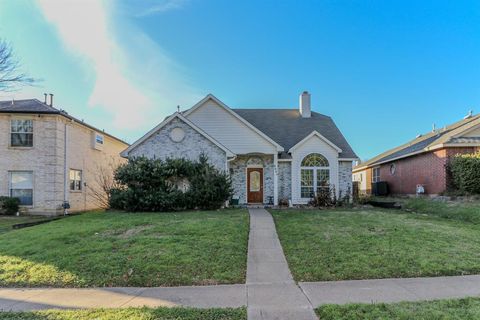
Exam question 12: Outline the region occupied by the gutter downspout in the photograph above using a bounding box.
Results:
[63,121,68,215]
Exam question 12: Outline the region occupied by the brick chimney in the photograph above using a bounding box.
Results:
[299,91,311,118]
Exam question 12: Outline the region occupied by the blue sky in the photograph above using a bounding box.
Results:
[0,0,479,160]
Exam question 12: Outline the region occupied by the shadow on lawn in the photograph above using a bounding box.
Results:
[0,211,249,288]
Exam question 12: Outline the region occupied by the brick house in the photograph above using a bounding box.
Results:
[0,97,129,215]
[122,92,358,205]
[353,113,480,195]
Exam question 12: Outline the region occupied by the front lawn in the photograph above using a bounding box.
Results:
[400,197,480,224]
[316,297,480,320]
[0,210,249,287]
[0,307,246,320]
[0,216,47,233]
[272,208,480,281]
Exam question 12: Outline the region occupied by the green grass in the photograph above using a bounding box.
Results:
[400,197,480,224]
[272,208,480,281]
[0,307,246,320]
[0,216,47,233]
[316,297,480,320]
[0,209,248,287]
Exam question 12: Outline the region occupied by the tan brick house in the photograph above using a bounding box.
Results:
[353,113,480,195]
[0,97,128,215]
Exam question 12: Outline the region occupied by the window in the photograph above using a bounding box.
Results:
[95,134,104,145]
[300,153,330,198]
[9,171,33,206]
[372,167,381,183]
[69,169,82,191]
[11,119,33,147]
[390,163,396,175]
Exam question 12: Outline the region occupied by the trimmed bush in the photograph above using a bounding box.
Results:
[450,152,480,194]
[110,155,233,212]
[0,197,20,215]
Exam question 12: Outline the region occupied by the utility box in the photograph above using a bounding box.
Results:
[372,181,389,196]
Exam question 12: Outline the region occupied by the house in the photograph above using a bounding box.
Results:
[121,92,357,205]
[0,96,129,215]
[353,113,480,195]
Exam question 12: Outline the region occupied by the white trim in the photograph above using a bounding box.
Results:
[278,158,292,162]
[288,130,342,153]
[184,94,284,152]
[121,112,235,158]
[273,153,278,206]
[338,158,359,161]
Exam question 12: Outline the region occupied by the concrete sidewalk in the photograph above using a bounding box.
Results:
[246,208,317,320]
[0,285,246,311]
[300,275,480,307]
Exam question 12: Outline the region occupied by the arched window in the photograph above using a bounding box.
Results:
[300,153,330,198]
[301,153,329,167]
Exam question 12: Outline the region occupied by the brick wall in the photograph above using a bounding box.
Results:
[378,147,477,195]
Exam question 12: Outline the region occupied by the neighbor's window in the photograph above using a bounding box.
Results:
[69,169,82,191]
[9,171,33,206]
[372,167,381,183]
[300,153,330,198]
[10,119,33,147]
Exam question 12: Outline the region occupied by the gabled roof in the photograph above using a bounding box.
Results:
[354,114,480,171]
[233,109,357,159]
[121,112,235,158]
[288,130,343,153]
[184,94,285,152]
[0,99,128,145]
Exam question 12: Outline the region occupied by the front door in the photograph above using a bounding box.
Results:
[247,168,263,203]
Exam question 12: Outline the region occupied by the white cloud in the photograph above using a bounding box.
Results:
[35,0,199,129]
[134,0,188,17]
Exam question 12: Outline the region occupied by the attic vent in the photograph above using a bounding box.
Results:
[416,134,422,138]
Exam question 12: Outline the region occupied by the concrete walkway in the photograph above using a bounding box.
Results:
[0,285,246,311]
[300,275,480,306]
[246,208,317,320]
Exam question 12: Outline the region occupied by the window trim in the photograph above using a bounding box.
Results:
[372,167,381,183]
[8,170,34,207]
[69,169,83,192]
[300,153,331,199]
[10,118,34,148]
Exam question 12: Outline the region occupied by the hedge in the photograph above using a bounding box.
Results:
[450,152,480,194]
[110,155,233,212]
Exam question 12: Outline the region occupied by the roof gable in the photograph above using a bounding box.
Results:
[121,112,235,158]
[184,94,284,152]
[289,130,342,153]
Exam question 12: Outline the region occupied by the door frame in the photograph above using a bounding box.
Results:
[246,166,264,204]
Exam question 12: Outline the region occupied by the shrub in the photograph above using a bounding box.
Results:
[309,185,336,207]
[109,155,233,212]
[450,152,480,194]
[0,197,20,215]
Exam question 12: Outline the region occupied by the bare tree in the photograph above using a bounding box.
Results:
[86,156,125,209]
[0,39,35,91]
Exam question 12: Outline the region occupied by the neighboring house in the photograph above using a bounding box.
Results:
[122,92,357,205]
[353,113,480,195]
[0,97,129,215]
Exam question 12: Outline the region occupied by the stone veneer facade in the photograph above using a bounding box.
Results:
[278,161,291,202]
[229,154,275,204]
[338,161,353,199]
[128,118,227,171]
